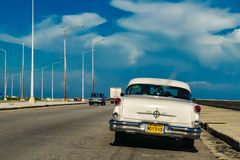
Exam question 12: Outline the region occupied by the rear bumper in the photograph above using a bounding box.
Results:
[109,119,201,139]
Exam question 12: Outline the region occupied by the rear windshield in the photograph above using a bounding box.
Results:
[125,84,191,100]
[91,93,104,97]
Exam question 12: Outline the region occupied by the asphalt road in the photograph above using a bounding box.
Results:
[0,103,217,160]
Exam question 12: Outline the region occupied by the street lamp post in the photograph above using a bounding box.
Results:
[10,74,19,98]
[63,31,67,102]
[8,37,25,101]
[91,38,105,94]
[21,42,25,101]
[11,75,13,97]
[91,42,94,94]
[82,48,85,101]
[19,73,21,97]
[6,76,9,98]
[41,66,49,100]
[41,67,44,100]
[63,25,84,102]
[51,61,62,101]
[0,48,7,101]
[29,0,35,103]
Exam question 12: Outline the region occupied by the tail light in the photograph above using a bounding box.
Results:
[115,98,121,105]
[194,105,201,113]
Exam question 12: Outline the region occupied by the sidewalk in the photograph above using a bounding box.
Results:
[201,105,240,151]
[0,101,87,111]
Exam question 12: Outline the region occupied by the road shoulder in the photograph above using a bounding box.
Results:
[0,101,87,111]
[201,105,240,151]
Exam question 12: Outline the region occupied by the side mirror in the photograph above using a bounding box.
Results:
[120,93,124,97]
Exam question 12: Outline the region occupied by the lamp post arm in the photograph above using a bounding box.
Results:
[63,25,84,33]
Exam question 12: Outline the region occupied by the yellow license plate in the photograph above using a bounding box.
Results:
[146,124,164,134]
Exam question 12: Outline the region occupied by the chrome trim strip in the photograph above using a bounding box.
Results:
[137,112,176,117]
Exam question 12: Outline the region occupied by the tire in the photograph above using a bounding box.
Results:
[182,138,194,148]
[114,132,125,145]
[89,103,91,106]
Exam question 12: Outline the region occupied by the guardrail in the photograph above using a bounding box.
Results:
[195,99,240,111]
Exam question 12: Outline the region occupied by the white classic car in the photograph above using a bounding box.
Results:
[109,78,201,148]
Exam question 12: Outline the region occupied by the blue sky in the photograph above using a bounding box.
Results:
[0,0,240,99]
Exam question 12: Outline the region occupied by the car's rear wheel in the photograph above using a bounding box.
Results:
[182,138,194,148]
[114,132,125,144]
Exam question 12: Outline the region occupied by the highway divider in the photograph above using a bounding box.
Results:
[195,99,240,111]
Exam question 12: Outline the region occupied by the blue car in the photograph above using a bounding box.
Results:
[89,93,106,106]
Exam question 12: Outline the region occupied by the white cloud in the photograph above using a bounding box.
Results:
[102,32,146,65]
[2,0,240,69]
[111,0,240,68]
[112,0,240,35]
[62,13,105,27]
[0,33,22,45]
[188,81,237,91]
[21,13,106,52]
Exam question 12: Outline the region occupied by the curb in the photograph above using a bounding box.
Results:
[195,100,240,111]
[202,123,240,151]
[0,102,87,111]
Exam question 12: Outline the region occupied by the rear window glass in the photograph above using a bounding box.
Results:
[91,93,104,97]
[126,84,191,100]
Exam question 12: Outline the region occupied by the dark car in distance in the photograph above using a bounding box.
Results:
[89,93,106,106]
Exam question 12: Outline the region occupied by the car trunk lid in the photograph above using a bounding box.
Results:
[122,95,193,127]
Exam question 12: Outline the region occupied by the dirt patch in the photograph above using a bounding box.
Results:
[201,131,240,160]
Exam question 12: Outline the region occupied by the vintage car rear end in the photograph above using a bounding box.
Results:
[109,78,201,148]
[89,93,106,106]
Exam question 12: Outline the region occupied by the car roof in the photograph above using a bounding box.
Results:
[128,78,191,92]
